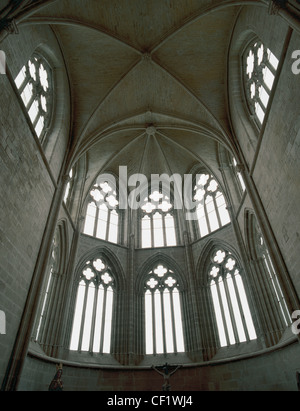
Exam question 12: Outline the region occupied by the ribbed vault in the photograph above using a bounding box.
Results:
[13,0,269,197]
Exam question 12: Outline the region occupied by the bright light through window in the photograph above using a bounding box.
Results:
[209,249,257,347]
[244,40,278,125]
[14,54,52,139]
[145,264,185,355]
[83,181,119,244]
[70,257,115,354]
[193,174,230,238]
[141,190,177,248]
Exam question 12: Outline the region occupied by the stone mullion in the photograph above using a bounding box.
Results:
[204,196,211,233]
[99,287,108,354]
[162,214,167,246]
[215,279,229,346]
[93,205,99,238]
[89,282,99,353]
[106,209,112,241]
[160,290,167,355]
[136,293,144,357]
[223,274,239,344]
[150,215,154,248]
[151,291,156,355]
[212,194,222,229]
[169,289,177,354]
[78,282,89,352]
[231,272,250,342]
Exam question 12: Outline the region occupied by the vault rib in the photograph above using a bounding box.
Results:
[89,131,146,180]
[20,17,143,55]
[156,129,214,175]
[73,125,147,164]
[151,56,230,140]
[70,109,233,166]
[149,0,266,54]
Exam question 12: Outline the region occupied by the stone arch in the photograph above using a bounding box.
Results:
[136,252,188,294]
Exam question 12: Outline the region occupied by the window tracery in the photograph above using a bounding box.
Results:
[14,53,53,140]
[141,190,177,248]
[144,263,185,355]
[209,248,257,347]
[193,174,230,238]
[70,256,115,354]
[83,181,119,244]
[243,40,279,125]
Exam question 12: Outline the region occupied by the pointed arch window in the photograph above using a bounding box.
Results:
[70,256,115,354]
[193,174,230,238]
[141,190,177,248]
[14,53,53,140]
[209,249,257,347]
[144,263,185,355]
[252,221,291,328]
[243,39,279,126]
[83,181,119,244]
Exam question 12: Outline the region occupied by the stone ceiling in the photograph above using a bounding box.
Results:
[16,0,265,188]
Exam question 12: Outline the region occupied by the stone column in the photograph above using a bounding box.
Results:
[182,231,203,361]
[1,175,68,391]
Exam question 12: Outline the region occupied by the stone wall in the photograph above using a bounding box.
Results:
[18,339,299,391]
[0,24,69,385]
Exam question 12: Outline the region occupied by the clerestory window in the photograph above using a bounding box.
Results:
[14,53,52,140]
[209,248,257,347]
[141,190,177,248]
[70,257,115,354]
[144,263,185,355]
[83,181,119,244]
[193,173,231,238]
[243,39,279,126]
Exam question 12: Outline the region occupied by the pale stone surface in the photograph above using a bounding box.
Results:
[0,0,300,391]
